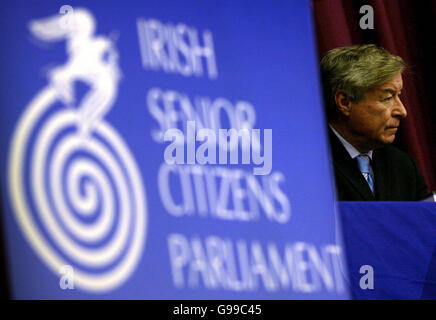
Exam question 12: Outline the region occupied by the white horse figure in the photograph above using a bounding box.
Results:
[29,8,121,137]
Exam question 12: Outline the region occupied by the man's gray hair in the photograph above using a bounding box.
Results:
[320,44,406,120]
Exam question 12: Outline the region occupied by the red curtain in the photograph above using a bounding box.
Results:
[313,0,436,191]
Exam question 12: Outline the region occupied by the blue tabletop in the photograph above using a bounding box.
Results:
[339,202,436,299]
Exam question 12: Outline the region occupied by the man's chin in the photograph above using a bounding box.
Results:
[379,134,396,145]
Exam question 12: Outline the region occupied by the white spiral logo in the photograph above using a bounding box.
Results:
[8,87,147,292]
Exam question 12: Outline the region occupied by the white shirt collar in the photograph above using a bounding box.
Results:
[329,125,373,160]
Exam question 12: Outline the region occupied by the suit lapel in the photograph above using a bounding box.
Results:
[328,129,375,200]
[372,148,391,200]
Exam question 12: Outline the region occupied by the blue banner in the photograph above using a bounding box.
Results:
[0,0,349,299]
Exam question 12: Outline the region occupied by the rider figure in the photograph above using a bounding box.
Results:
[30,8,121,137]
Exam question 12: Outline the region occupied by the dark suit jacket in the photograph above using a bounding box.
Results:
[328,129,430,201]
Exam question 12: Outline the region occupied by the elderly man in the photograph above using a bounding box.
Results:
[320,44,429,201]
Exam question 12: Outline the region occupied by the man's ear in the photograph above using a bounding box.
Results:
[334,91,353,117]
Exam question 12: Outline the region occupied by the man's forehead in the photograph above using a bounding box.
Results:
[377,74,403,92]
[379,88,400,94]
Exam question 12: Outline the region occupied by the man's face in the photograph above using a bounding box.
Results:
[347,72,407,150]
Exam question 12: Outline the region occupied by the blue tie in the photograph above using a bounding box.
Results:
[356,154,374,194]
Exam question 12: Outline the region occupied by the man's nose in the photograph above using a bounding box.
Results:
[393,97,407,119]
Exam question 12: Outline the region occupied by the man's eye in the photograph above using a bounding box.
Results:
[383,96,393,101]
